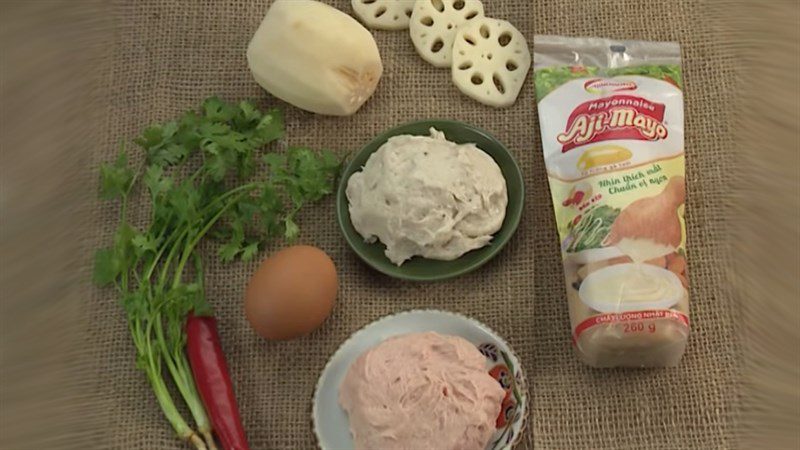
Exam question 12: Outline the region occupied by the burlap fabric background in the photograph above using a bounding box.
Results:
[89,1,742,448]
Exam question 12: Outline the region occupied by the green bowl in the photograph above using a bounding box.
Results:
[336,120,524,281]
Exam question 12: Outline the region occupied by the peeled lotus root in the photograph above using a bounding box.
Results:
[605,176,686,248]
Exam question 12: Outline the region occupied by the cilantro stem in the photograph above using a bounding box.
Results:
[145,225,183,281]
[178,350,217,450]
[172,192,247,289]
[121,164,144,222]
[195,182,259,217]
[143,313,204,449]
[150,183,258,290]
[194,253,205,297]
[154,311,212,441]
[188,166,205,184]
[157,229,190,292]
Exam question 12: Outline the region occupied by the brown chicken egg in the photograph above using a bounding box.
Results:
[245,245,337,340]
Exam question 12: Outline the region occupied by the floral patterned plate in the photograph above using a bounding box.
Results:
[313,310,528,450]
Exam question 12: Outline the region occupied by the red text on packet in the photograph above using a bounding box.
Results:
[557,95,669,152]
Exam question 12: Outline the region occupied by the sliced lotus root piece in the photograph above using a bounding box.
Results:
[352,0,415,30]
[409,0,484,68]
[451,17,531,107]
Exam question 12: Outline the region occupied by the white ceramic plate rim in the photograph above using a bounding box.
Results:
[312,309,528,450]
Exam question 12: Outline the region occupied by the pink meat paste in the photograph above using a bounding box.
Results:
[339,332,505,450]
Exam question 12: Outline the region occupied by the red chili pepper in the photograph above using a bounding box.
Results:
[572,191,585,204]
[187,313,250,450]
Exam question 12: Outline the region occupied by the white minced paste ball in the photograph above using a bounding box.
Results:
[346,128,507,265]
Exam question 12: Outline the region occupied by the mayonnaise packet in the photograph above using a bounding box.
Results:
[533,36,690,368]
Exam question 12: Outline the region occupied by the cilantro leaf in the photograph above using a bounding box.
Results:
[198,122,231,137]
[92,248,121,285]
[218,242,241,262]
[203,97,237,122]
[258,183,284,238]
[121,289,148,324]
[143,165,173,198]
[92,222,139,286]
[132,234,159,257]
[191,292,214,317]
[167,181,201,222]
[136,122,188,166]
[270,147,340,208]
[284,216,300,242]
[240,241,259,261]
[134,125,166,150]
[236,101,261,126]
[204,148,234,182]
[263,153,286,172]
[217,219,245,262]
[253,108,285,146]
[236,197,259,223]
[99,151,134,200]
[113,222,138,262]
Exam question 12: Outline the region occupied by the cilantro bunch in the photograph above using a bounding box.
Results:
[94,97,340,449]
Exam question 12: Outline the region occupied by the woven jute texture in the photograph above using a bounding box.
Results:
[88,1,742,448]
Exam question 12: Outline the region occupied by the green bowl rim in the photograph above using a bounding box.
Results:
[336,119,525,282]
